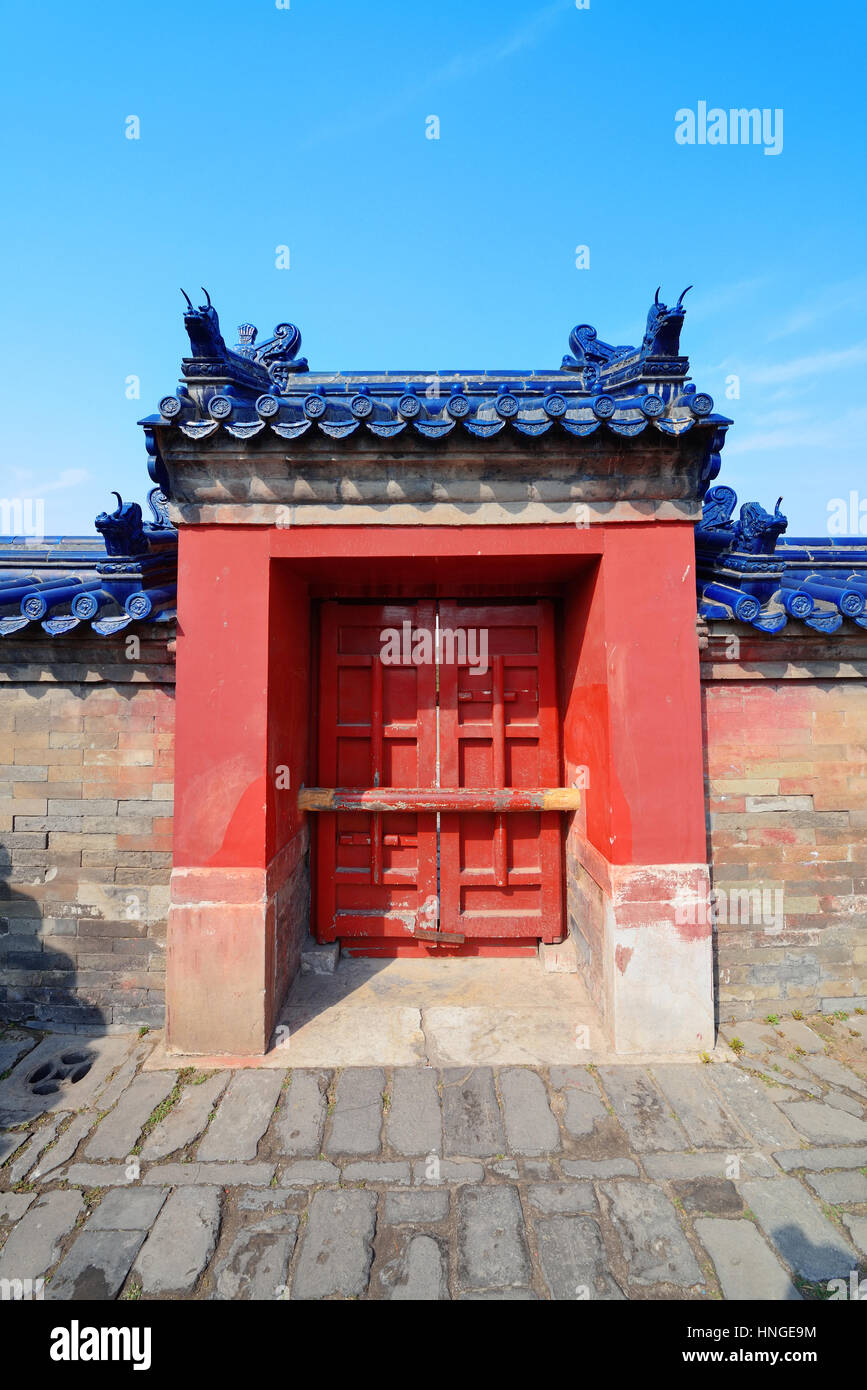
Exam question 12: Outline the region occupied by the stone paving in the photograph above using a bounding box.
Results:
[1,1010,866,1300]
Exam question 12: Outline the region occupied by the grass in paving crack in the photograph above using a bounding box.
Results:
[795,1275,836,1300]
[5,1118,33,1133]
[74,1190,103,1227]
[201,1098,222,1138]
[729,1037,745,1055]
[325,1075,338,1116]
[747,1067,782,1089]
[36,1111,74,1164]
[121,1280,142,1301]
[133,1067,196,1153]
[0,1135,26,1170]
[791,1009,804,1020]
[764,1014,780,1025]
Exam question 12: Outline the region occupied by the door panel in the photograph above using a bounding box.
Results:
[314,598,564,950]
[316,602,437,942]
[438,601,563,943]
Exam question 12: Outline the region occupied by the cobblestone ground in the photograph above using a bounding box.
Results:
[1,1011,866,1301]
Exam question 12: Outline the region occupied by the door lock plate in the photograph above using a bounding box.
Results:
[413,927,465,945]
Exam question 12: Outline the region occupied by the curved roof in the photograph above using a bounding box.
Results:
[142,287,731,468]
[0,490,176,639]
[696,485,867,634]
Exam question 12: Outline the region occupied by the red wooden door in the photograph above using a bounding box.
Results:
[314,599,564,953]
[316,602,438,946]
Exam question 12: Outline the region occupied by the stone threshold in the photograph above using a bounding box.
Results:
[142,1039,732,1071]
[142,954,730,1070]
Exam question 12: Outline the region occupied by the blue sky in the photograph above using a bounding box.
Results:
[1,0,865,535]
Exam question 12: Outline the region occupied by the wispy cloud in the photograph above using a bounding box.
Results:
[685,277,770,324]
[2,466,91,494]
[454,0,572,71]
[41,468,91,494]
[745,408,808,428]
[747,343,867,386]
[766,276,867,341]
[300,0,573,149]
[708,342,867,391]
[725,405,867,455]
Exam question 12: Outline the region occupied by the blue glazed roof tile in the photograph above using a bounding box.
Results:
[13,287,861,643]
[695,485,867,634]
[142,288,733,462]
[0,490,177,640]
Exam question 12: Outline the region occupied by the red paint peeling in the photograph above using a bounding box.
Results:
[674,916,712,943]
[615,944,633,974]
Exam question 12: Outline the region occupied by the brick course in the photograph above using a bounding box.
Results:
[0,629,174,1029]
[701,624,867,1022]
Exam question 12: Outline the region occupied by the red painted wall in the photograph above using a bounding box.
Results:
[561,524,706,867]
[174,527,271,869]
[561,560,608,853]
[598,524,707,865]
[267,562,311,859]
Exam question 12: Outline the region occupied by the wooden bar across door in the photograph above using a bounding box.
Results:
[311,598,571,954]
[300,788,581,812]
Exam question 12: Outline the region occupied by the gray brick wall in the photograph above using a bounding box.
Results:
[701,624,867,1022]
[0,629,174,1029]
